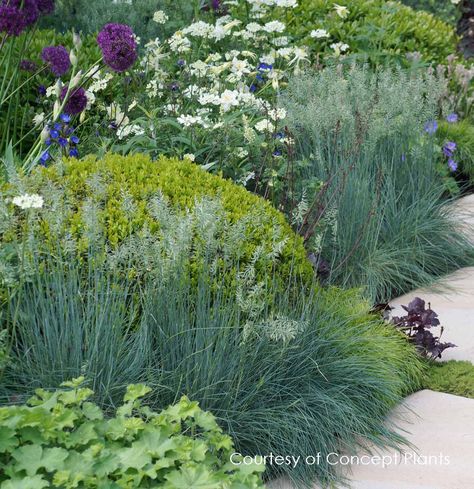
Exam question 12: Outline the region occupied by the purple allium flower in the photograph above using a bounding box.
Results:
[448,159,458,172]
[42,45,71,77]
[97,23,138,72]
[446,113,458,124]
[424,120,438,135]
[443,141,457,157]
[37,0,55,15]
[0,0,39,36]
[60,86,88,115]
[19,59,38,72]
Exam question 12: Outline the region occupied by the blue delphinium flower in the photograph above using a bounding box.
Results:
[258,62,273,72]
[448,159,458,172]
[39,151,50,166]
[424,120,438,135]
[39,114,80,164]
[443,141,457,157]
[446,113,458,123]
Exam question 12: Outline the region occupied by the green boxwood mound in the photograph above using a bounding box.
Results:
[287,0,457,65]
[6,153,313,286]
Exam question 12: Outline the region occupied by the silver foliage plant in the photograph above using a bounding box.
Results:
[0,174,297,342]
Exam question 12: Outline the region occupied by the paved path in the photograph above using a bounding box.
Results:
[270,194,474,489]
[391,194,474,363]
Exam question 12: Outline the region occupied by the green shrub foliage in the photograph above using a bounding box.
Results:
[0,379,265,488]
[5,153,312,285]
[39,0,195,42]
[287,0,457,65]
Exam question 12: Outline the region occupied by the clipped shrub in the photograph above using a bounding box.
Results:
[0,379,265,488]
[287,0,457,65]
[1,153,313,289]
[281,65,474,301]
[0,245,424,487]
[401,0,459,25]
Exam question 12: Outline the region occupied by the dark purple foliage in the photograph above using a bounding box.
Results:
[60,86,87,115]
[0,0,39,36]
[391,297,456,359]
[201,0,228,15]
[41,45,71,77]
[37,0,55,14]
[97,23,138,72]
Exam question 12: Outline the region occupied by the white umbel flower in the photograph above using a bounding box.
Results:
[12,194,44,210]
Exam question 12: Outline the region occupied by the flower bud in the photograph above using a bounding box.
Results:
[53,101,61,119]
[73,31,82,51]
[70,71,83,89]
[55,79,62,98]
[69,49,78,67]
[40,126,50,143]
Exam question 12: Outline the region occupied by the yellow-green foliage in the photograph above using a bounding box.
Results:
[423,360,474,398]
[27,153,313,282]
[287,0,457,65]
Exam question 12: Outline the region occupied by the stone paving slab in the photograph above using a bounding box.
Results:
[269,196,474,489]
[269,390,474,489]
[390,194,474,363]
[390,267,474,363]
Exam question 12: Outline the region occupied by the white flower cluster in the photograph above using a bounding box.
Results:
[12,194,44,210]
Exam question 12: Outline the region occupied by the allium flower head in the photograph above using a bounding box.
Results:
[60,85,88,115]
[42,45,71,76]
[0,0,39,36]
[97,23,138,72]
